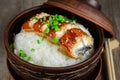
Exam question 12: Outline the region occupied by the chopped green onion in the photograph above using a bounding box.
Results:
[37,40,41,44]
[57,15,64,21]
[52,16,56,20]
[41,34,45,41]
[52,37,59,44]
[43,22,51,27]
[55,27,60,31]
[37,35,45,44]
[43,16,46,21]
[42,36,45,41]
[9,43,14,51]
[65,18,72,23]
[43,22,48,24]
[30,48,35,52]
[61,18,65,22]
[32,16,39,21]
[49,16,52,21]
[54,14,58,19]
[45,27,50,34]
[43,14,77,34]
[51,25,57,29]
[26,57,31,62]
[53,20,59,25]
[19,50,27,58]
[72,19,76,23]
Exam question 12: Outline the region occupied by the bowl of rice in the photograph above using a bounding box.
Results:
[4,0,114,80]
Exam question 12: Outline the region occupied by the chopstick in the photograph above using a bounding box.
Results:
[105,39,116,80]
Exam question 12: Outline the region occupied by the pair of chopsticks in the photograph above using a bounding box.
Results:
[104,39,119,80]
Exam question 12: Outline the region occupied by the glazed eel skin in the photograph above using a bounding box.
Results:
[22,12,94,58]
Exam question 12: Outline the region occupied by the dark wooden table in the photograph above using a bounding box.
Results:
[0,0,120,80]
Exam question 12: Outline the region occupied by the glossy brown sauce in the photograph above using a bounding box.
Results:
[22,21,33,31]
[46,29,56,40]
[33,22,44,33]
[60,28,88,52]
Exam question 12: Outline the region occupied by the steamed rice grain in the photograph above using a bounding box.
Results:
[14,24,92,67]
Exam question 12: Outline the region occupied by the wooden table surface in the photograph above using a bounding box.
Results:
[0,0,120,80]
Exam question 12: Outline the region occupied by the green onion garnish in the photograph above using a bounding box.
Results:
[9,43,14,51]
[51,25,56,29]
[41,34,45,41]
[57,15,64,21]
[26,57,31,62]
[42,14,76,40]
[32,16,39,21]
[45,27,50,34]
[37,40,41,44]
[65,18,71,23]
[37,35,45,44]
[42,36,45,41]
[43,22,51,27]
[53,20,59,25]
[43,22,48,24]
[43,16,46,21]
[49,16,52,21]
[72,19,76,23]
[30,48,35,52]
[52,37,59,44]
[19,50,27,58]
[55,27,60,31]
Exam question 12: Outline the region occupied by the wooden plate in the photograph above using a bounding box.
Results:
[7,57,102,80]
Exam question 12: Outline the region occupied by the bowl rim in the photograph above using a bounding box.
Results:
[4,5,104,72]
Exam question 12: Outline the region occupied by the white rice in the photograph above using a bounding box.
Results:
[14,24,92,67]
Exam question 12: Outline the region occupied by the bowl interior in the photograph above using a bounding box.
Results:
[5,4,104,70]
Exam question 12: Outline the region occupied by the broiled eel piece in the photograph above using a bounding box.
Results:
[22,12,94,58]
[59,28,94,58]
[46,23,78,41]
[22,12,50,32]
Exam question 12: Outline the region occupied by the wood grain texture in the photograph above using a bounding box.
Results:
[97,0,120,79]
[0,0,120,80]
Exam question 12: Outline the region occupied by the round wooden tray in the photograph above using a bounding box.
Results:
[7,57,102,80]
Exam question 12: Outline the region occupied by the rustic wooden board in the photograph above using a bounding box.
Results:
[0,0,120,80]
[97,0,120,79]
